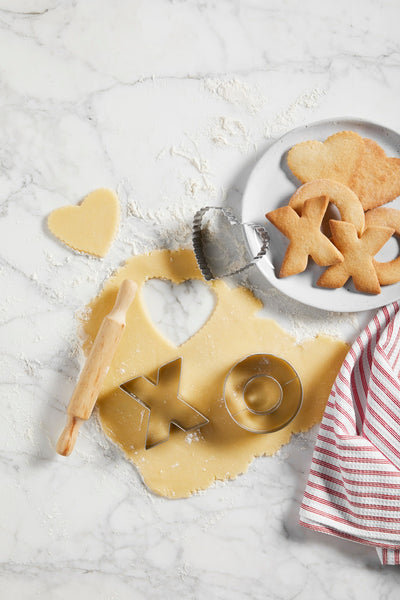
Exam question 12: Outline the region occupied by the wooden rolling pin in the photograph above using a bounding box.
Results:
[56,279,137,456]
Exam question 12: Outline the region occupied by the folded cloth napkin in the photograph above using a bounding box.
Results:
[300,301,400,565]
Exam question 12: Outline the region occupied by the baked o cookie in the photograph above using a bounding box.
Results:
[266,197,343,278]
[365,207,400,285]
[317,220,394,294]
[289,179,365,236]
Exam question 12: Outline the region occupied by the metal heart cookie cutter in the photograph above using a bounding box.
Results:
[224,354,303,434]
[193,206,271,281]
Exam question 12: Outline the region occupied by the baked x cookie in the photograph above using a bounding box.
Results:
[317,221,394,294]
[266,196,343,277]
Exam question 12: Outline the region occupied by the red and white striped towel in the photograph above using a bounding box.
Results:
[300,301,400,565]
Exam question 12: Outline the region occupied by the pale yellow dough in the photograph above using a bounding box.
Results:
[48,188,119,257]
[83,249,348,498]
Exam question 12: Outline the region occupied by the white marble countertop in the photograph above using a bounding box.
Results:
[2,1,400,598]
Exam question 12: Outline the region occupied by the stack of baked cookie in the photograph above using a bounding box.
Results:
[266,131,400,294]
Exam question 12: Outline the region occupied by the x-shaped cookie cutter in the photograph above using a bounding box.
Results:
[119,357,209,449]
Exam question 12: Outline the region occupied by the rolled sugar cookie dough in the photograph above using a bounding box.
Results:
[82,249,348,498]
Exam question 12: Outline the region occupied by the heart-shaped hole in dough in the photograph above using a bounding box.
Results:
[142,279,216,346]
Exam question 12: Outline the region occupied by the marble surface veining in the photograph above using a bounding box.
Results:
[1,0,400,598]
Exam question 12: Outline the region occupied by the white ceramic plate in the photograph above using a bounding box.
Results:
[241,118,400,312]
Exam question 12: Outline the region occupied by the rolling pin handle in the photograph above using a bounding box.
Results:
[108,279,137,323]
[56,415,83,456]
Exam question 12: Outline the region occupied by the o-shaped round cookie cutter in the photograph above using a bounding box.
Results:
[224,354,302,433]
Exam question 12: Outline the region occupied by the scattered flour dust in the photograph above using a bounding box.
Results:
[264,88,326,138]
[168,139,217,198]
[126,196,195,251]
[209,116,255,153]
[203,75,325,141]
[185,429,204,444]
[204,77,267,114]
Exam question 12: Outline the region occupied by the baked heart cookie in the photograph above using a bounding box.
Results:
[266,196,343,277]
[48,188,120,257]
[287,131,365,188]
[288,131,400,211]
[350,138,400,210]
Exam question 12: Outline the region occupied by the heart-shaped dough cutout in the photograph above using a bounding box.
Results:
[287,130,365,186]
[48,188,119,257]
[350,138,400,210]
[142,279,216,346]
